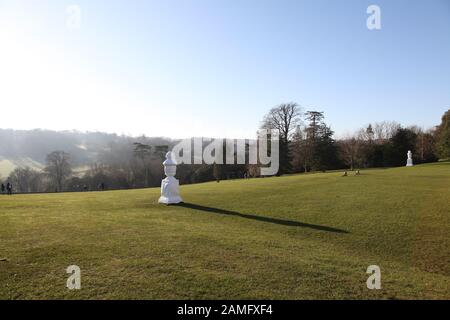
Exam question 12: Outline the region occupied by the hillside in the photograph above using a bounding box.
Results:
[0,129,175,177]
[0,157,45,178]
[0,162,449,299]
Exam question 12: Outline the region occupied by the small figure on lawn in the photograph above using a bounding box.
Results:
[6,182,12,195]
[342,171,348,177]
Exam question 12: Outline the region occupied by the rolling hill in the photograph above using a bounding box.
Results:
[0,129,175,178]
[0,157,45,178]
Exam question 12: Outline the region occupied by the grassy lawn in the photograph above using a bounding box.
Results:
[0,162,449,299]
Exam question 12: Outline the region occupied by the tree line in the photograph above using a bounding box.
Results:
[1,107,449,193]
[263,104,449,175]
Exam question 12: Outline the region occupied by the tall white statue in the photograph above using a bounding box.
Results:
[158,151,183,204]
[406,150,413,167]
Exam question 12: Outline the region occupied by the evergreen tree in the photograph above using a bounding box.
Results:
[384,128,417,166]
[435,109,450,159]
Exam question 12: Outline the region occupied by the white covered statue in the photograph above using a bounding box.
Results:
[158,151,183,204]
[406,150,413,167]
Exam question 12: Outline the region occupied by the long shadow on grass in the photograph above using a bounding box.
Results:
[178,203,349,234]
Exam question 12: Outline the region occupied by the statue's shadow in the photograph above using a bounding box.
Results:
[177,203,349,234]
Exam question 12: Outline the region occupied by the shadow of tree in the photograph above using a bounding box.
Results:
[177,203,349,234]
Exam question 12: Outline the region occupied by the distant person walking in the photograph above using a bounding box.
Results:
[1,183,5,194]
[6,182,12,195]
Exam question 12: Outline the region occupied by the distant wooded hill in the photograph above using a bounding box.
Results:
[0,129,174,177]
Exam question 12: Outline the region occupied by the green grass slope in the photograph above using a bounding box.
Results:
[0,163,449,299]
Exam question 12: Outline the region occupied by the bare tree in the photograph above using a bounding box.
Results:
[8,167,43,193]
[133,143,153,187]
[373,121,400,142]
[261,102,302,174]
[262,103,302,142]
[339,137,362,170]
[45,151,72,192]
[357,124,375,142]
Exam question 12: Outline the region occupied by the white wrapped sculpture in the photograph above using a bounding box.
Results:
[406,150,413,167]
[159,151,183,204]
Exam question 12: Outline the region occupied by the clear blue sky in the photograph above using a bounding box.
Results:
[1,0,449,138]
